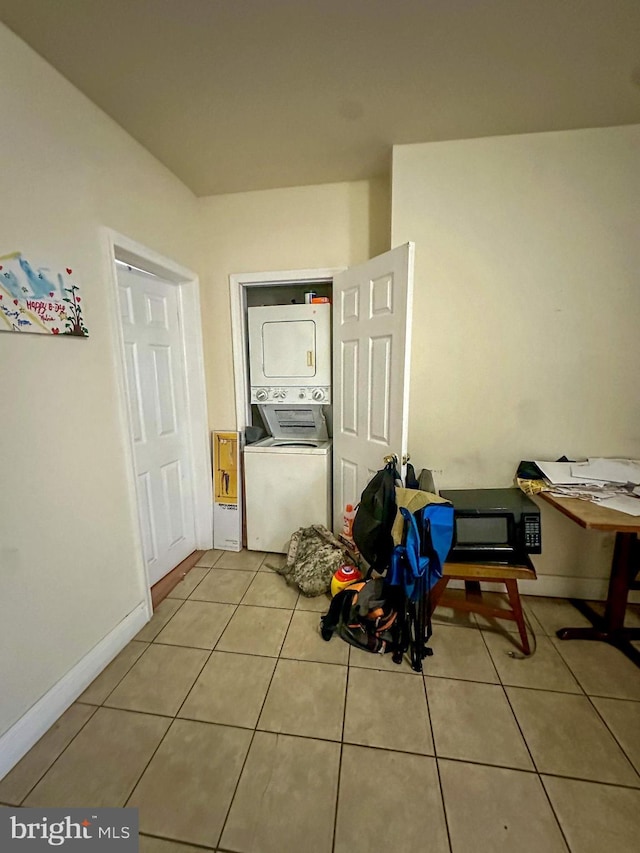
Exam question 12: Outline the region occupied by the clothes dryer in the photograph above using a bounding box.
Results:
[248,302,331,404]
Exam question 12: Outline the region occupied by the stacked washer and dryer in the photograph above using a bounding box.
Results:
[244,303,333,553]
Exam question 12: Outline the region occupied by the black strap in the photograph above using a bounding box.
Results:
[405,462,419,489]
[320,588,353,640]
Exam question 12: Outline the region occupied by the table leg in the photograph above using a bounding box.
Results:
[505,579,530,655]
[428,578,450,614]
[464,580,482,598]
[556,532,640,666]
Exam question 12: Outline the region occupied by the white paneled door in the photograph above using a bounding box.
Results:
[117,265,197,585]
[332,243,415,530]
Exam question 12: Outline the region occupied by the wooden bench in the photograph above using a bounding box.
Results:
[430,561,537,654]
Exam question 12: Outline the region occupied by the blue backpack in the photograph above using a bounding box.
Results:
[387,502,454,671]
[388,503,454,601]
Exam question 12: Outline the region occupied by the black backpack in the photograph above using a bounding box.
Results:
[351,460,398,573]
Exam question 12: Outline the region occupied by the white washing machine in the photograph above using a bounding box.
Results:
[244,405,332,553]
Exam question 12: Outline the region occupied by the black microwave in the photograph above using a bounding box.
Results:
[439,488,541,563]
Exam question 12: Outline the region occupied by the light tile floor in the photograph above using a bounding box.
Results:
[2,549,640,852]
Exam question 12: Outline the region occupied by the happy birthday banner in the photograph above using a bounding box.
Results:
[0,251,89,336]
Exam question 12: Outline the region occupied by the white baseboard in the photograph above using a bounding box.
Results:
[448,575,640,602]
[0,601,149,782]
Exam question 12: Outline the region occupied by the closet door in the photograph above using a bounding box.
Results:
[332,242,415,528]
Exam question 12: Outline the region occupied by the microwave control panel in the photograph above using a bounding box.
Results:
[523,513,542,553]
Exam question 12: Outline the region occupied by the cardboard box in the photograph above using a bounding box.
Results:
[212,431,242,551]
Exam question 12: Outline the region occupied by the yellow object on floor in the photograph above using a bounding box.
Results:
[330,565,362,597]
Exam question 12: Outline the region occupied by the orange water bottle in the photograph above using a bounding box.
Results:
[343,504,356,540]
[331,564,363,597]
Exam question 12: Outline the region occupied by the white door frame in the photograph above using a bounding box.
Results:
[229,268,342,432]
[104,228,212,606]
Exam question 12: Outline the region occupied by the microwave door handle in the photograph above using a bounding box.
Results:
[507,515,517,553]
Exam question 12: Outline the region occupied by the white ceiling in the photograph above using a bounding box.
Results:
[2,0,639,197]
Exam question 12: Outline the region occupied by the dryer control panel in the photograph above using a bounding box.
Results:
[251,385,331,404]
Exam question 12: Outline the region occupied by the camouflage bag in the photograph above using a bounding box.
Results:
[277,525,357,597]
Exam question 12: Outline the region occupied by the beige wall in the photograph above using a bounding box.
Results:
[392,126,640,588]
[0,24,201,736]
[198,177,390,429]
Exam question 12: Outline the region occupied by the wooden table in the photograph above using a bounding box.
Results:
[540,492,640,665]
[434,561,537,655]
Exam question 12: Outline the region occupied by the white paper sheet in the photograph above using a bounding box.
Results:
[571,459,640,485]
[597,495,640,516]
[534,461,601,485]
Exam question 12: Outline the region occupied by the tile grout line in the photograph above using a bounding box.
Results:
[498,681,544,774]
[542,626,636,702]
[485,631,640,784]
[537,773,573,851]
[542,639,591,698]
[238,563,292,609]
[172,564,293,720]
[12,552,254,814]
[581,691,640,704]
[32,688,637,793]
[121,719,178,812]
[423,672,454,853]
[145,595,188,642]
[171,583,249,719]
[16,587,197,805]
[174,562,214,598]
[477,621,585,695]
[474,623,578,847]
[139,831,216,851]
[535,769,640,792]
[14,597,198,807]
[16,560,640,849]
[122,569,246,826]
[188,569,257,606]
[171,640,222,721]
[475,621,508,686]
[498,675,573,850]
[214,600,297,851]
[119,557,231,813]
[330,653,352,853]
[15,704,100,807]
[420,671,585,695]
[583,694,640,784]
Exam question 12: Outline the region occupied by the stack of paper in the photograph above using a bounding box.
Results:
[533,458,640,515]
[534,461,600,485]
